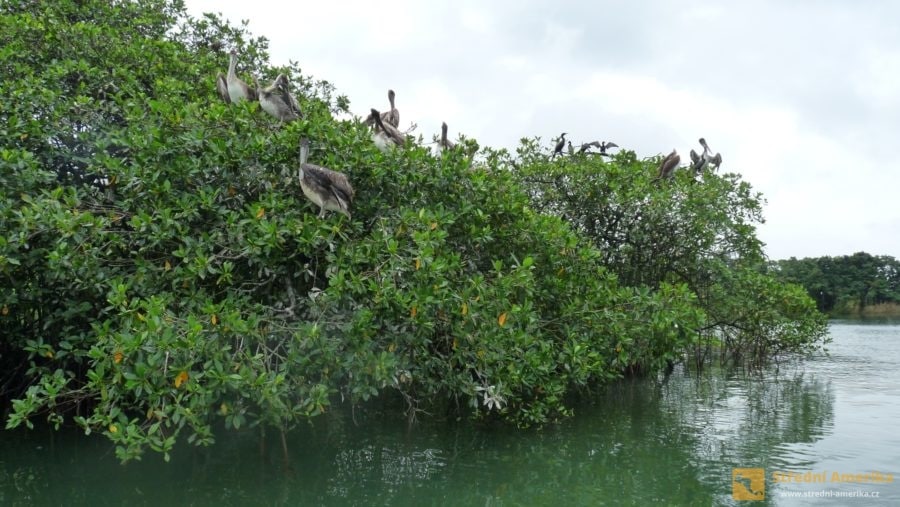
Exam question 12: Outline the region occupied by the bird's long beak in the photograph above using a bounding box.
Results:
[299,138,310,165]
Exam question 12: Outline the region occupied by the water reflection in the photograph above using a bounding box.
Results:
[2,322,899,505]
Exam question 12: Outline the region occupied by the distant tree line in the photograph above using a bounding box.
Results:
[772,252,900,314]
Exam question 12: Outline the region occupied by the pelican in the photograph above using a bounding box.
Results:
[700,138,723,171]
[437,121,456,153]
[297,138,354,219]
[364,90,400,129]
[552,133,567,158]
[381,89,400,128]
[215,72,230,103]
[691,138,723,174]
[225,49,257,103]
[258,74,301,122]
[369,108,405,152]
[689,148,704,175]
[656,149,680,180]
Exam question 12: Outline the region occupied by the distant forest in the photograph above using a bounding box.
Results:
[773,252,900,314]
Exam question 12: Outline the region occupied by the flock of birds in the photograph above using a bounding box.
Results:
[214,49,724,219]
[551,132,619,158]
[214,49,462,219]
[656,138,723,181]
[550,131,723,181]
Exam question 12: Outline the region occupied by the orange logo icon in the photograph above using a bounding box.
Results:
[733,468,765,501]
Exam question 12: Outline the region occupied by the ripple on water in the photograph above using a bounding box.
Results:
[758,321,900,505]
[1,321,898,506]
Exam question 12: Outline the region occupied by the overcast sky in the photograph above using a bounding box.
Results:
[185,0,900,260]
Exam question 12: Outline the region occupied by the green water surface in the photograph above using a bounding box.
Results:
[1,320,898,506]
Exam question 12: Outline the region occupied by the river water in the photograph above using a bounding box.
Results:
[1,320,898,505]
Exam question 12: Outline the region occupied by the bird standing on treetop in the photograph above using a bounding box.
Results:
[580,140,618,155]
[596,141,618,155]
[552,133,567,158]
[690,138,723,175]
[366,90,400,129]
[567,141,574,156]
[381,89,400,128]
[437,121,456,153]
[258,74,301,122]
[369,108,405,152]
[223,49,257,103]
[656,149,680,180]
[297,138,354,219]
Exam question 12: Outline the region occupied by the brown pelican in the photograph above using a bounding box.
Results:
[552,133,567,158]
[297,138,354,218]
[225,49,257,103]
[258,74,301,122]
[369,108,405,152]
[656,149,680,180]
[437,121,456,153]
[700,138,723,171]
[691,138,723,174]
[381,89,400,128]
[215,72,230,103]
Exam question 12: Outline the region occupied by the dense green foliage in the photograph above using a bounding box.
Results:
[1,0,827,460]
[500,143,827,366]
[773,252,900,314]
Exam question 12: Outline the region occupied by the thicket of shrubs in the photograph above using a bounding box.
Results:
[0,0,826,461]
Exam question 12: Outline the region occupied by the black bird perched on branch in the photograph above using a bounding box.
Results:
[578,140,619,155]
[297,138,355,218]
[552,132,567,158]
[596,141,618,155]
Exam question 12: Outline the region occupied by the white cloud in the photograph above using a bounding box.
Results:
[459,6,492,34]
[854,47,900,109]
